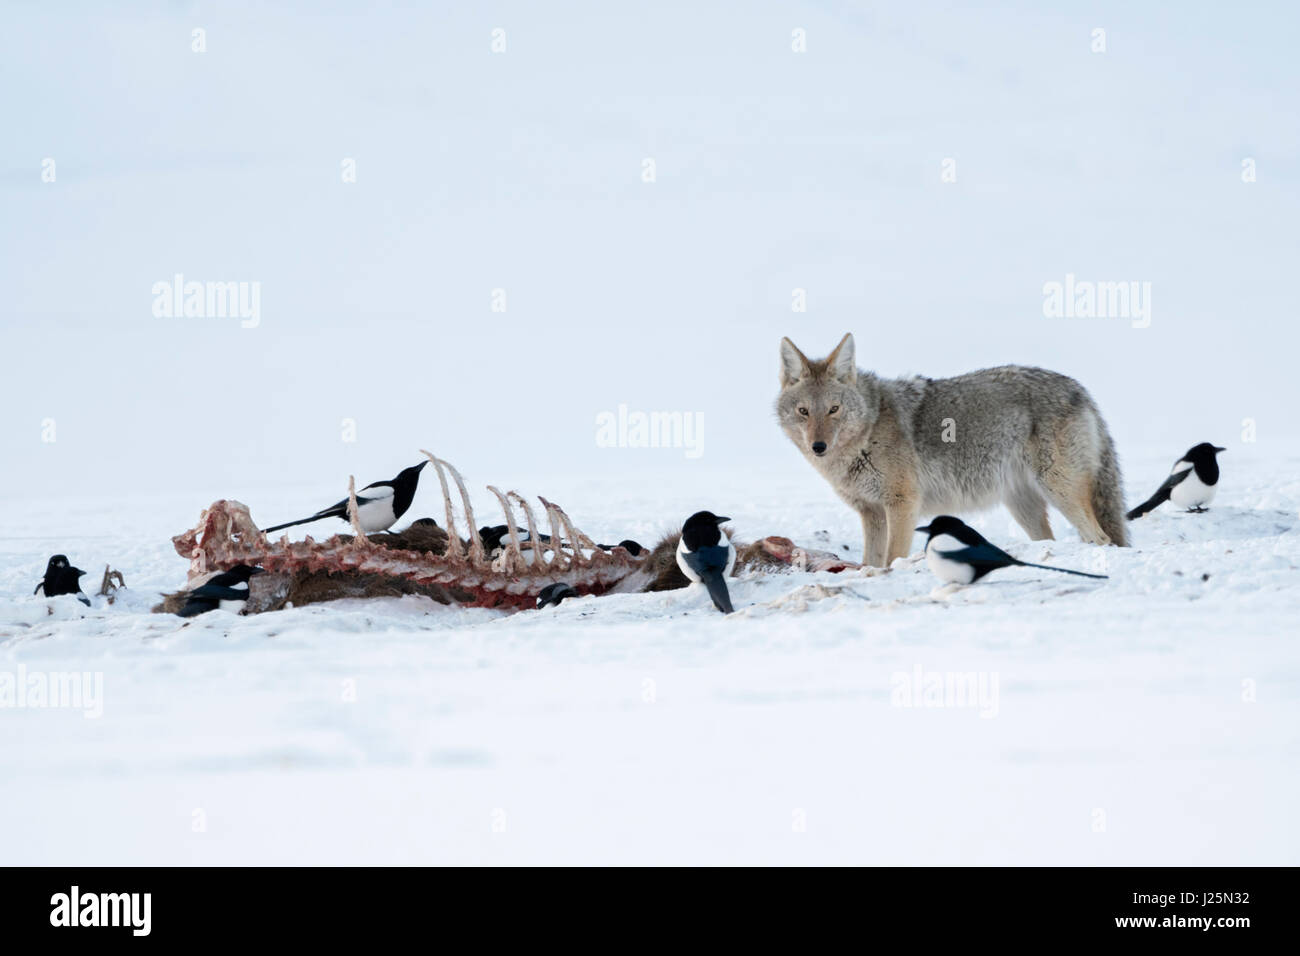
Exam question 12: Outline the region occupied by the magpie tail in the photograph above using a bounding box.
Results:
[1126,487,1170,521]
[262,511,341,534]
[700,569,735,614]
[1019,561,1108,580]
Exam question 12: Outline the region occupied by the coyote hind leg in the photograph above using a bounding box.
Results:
[1038,473,1111,545]
[1005,484,1054,541]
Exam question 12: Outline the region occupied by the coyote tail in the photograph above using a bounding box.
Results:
[1093,425,1130,546]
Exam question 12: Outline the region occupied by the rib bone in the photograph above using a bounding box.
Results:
[347,475,366,544]
[424,453,464,562]
[539,497,599,568]
[167,456,859,612]
[508,491,549,569]
[423,452,486,566]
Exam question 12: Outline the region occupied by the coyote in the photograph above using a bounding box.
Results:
[776,334,1128,567]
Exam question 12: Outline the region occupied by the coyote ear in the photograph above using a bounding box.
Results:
[826,333,856,384]
[779,337,811,386]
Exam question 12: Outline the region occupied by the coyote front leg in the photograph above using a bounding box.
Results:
[884,495,919,566]
[858,503,888,568]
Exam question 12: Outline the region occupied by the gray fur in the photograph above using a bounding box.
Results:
[776,333,1129,566]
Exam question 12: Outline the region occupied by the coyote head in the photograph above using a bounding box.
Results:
[775,333,870,459]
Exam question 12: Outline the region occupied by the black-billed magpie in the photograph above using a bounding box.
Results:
[178,565,264,617]
[1126,443,1225,520]
[599,539,645,556]
[916,516,1108,585]
[34,555,91,606]
[263,461,427,534]
[675,511,736,613]
[479,527,644,558]
[536,582,577,609]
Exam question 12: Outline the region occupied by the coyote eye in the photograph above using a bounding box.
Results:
[798,407,809,417]
[828,405,840,414]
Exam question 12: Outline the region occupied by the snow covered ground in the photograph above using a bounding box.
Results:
[2,451,1296,865]
[3,0,1298,867]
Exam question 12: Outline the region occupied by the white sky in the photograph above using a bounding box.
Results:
[2,1,1297,503]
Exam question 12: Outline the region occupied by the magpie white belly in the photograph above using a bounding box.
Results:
[1170,472,1215,510]
[925,534,977,585]
[354,497,397,532]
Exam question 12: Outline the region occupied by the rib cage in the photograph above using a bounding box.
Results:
[171,454,650,609]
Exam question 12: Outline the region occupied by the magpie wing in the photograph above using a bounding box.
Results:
[934,542,1017,578]
[682,545,732,575]
[682,546,735,613]
[315,481,393,517]
[177,598,217,618]
[1159,466,1192,493]
[185,584,251,602]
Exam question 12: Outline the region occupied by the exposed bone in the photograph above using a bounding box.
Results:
[753,583,869,614]
[422,452,486,565]
[347,475,366,544]
[98,566,126,602]
[424,454,465,563]
[754,537,861,573]
[539,497,600,567]
[486,485,525,574]
[171,472,646,609]
[508,491,549,568]
[168,457,859,612]
[539,498,569,571]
